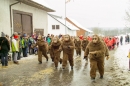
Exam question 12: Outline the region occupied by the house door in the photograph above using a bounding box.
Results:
[22,15,32,35]
[13,13,22,33]
[13,10,32,36]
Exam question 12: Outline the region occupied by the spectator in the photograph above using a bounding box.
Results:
[120,36,123,45]
[11,32,19,64]
[22,33,29,57]
[0,32,10,67]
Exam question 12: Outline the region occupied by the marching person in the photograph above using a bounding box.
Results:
[84,35,105,82]
[50,37,62,68]
[32,35,48,64]
[81,37,89,62]
[59,34,74,70]
[74,37,81,57]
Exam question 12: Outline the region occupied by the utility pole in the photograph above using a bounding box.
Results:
[65,0,67,34]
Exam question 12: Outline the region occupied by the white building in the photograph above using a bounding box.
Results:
[48,13,79,36]
[0,0,54,36]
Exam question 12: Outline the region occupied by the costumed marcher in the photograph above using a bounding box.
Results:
[81,37,89,62]
[100,36,110,60]
[32,35,48,64]
[50,37,62,68]
[74,37,81,57]
[48,35,54,62]
[84,35,105,82]
[59,34,74,69]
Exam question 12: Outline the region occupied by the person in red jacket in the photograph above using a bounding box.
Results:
[79,35,83,40]
[88,36,92,41]
[107,37,113,50]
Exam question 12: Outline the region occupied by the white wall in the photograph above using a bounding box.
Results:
[48,15,66,36]
[0,0,11,36]
[0,0,48,36]
[48,15,77,36]
[11,0,48,36]
[67,29,76,36]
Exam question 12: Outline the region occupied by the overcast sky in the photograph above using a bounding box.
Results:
[43,0,129,28]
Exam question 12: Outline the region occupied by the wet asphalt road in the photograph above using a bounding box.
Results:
[0,50,114,86]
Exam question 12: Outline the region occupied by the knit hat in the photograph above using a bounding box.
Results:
[1,32,5,37]
[23,33,27,37]
[14,35,18,39]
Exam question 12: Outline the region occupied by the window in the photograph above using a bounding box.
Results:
[56,25,60,29]
[52,25,55,29]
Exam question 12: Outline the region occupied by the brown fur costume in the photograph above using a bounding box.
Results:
[33,39,48,63]
[100,37,109,57]
[81,38,89,51]
[49,43,54,62]
[50,38,62,68]
[60,35,74,69]
[84,35,105,79]
[74,39,81,56]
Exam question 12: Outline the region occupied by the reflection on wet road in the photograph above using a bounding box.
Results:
[0,51,114,86]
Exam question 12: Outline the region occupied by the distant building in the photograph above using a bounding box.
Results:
[48,13,79,36]
[0,0,54,36]
[66,17,93,36]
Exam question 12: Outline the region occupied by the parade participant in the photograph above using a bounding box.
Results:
[50,37,62,68]
[81,37,89,62]
[116,37,119,47]
[88,36,92,41]
[59,34,74,69]
[74,37,81,57]
[84,35,105,82]
[32,35,48,64]
[79,35,83,40]
[82,37,89,51]
[48,35,54,62]
[100,36,109,60]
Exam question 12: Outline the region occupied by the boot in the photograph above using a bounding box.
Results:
[60,60,62,64]
[91,78,95,82]
[52,58,54,62]
[46,58,48,62]
[14,61,19,64]
[100,75,103,79]
[39,61,42,64]
[71,66,73,70]
[55,67,58,69]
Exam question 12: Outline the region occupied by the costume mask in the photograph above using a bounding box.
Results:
[64,35,70,41]
[53,37,58,43]
[92,35,98,43]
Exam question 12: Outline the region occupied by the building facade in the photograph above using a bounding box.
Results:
[66,17,93,36]
[0,0,54,36]
[48,14,79,36]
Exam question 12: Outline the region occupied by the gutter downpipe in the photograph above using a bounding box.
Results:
[10,1,20,36]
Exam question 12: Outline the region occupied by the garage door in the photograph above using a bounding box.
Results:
[13,10,32,36]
